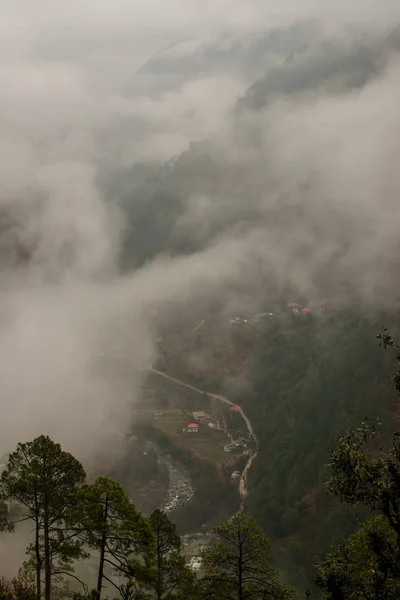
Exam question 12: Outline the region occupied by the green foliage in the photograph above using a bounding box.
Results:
[73,591,118,600]
[200,512,295,600]
[81,476,153,599]
[0,435,87,600]
[244,310,399,588]
[0,499,10,532]
[0,436,204,600]
[316,515,400,600]
[144,508,196,599]
[377,327,400,396]
[0,567,37,600]
[327,422,400,542]
[316,331,400,599]
[0,436,207,600]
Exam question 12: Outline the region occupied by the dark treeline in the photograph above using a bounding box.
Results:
[3,408,400,599]
[241,309,400,588]
[0,436,293,600]
[154,304,400,590]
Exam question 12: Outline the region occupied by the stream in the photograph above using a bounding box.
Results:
[158,454,195,513]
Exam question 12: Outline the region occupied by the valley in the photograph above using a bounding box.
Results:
[2,4,400,598]
[100,357,258,527]
[112,302,400,591]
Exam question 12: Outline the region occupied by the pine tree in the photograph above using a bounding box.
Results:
[81,476,153,599]
[201,512,295,600]
[0,435,86,600]
[146,508,196,600]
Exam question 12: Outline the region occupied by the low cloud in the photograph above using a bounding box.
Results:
[0,0,400,470]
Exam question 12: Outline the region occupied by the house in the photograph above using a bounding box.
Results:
[208,422,216,429]
[229,405,240,412]
[302,307,312,316]
[189,557,202,572]
[229,316,247,325]
[231,470,240,481]
[153,412,163,420]
[193,410,208,420]
[233,438,247,449]
[288,302,302,315]
[229,319,240,326]
[187,423,199,433]
[235,442,247,450]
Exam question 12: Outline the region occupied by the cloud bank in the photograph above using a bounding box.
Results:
[0,0,399,467]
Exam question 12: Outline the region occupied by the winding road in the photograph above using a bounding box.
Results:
[192,319,206,332]
[98,351,259,505]
[149,367,259,502]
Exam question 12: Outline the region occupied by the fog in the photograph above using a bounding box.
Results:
[0,0,400,496]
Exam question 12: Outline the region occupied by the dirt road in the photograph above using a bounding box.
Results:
[98,352,258,504]
[149,367,258,501]
[192,319,206,332]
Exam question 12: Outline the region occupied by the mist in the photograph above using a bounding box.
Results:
[0,0,400,486]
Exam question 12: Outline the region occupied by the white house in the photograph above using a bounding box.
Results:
[189,557,202,572]
[193,410,208,420]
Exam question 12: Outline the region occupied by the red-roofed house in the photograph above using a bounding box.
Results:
[187,423,198,433]
[229,406,240,412]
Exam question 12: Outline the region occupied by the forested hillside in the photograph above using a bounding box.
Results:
[242,309,400,588]
[153,304,400,591]
[238,30,400,111]
[105,23,400,594]
[116,26,400,307]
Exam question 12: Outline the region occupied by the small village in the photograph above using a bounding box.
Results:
[227,302,318,327]
[120,298,331,521]
[97,299,329,574]
[152,405,252,472]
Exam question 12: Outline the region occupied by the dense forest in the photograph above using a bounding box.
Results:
[244,311,400,588]
[3,345,400,600]
[151,306,400,592]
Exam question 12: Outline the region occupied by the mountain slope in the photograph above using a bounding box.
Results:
[128,21,318,96]
[243,308,399,588]
[238,32,399,110]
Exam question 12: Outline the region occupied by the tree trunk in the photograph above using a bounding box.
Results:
[238,531,243,600]
[156,527,162,600]
[35,520,41,600]
[44,490,51,600]
[34,490,41,600]
[96,494,109,600]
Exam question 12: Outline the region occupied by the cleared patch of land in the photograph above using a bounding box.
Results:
[131,406,233,466]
